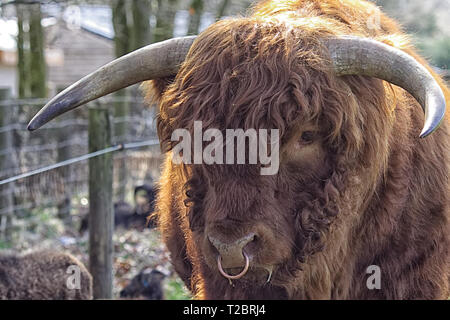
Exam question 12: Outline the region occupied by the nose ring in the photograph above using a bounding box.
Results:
[217,251,250,280]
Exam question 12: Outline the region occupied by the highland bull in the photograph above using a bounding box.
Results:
[28,0,449,299]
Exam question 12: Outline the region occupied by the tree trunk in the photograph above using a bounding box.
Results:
[112,0,130,57]
[216,0,230,20]
[88,105,113,300]
[28,3,46,98]
[112,0,131,201]
[154,0,179,43]
[0,89,14,242]
[111,0,152,201]
[16,4,28,99]
[130,0,152,50]
[56,113,72,224]
[187,0,204,35]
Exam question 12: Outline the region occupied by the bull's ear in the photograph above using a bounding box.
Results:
[142,76,176,107]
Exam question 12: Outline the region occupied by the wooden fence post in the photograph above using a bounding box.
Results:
[56,113,72,225]
[0,88,15,241]
[88,104,114,299]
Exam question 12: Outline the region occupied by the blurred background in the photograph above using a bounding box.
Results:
[0,0,448,300]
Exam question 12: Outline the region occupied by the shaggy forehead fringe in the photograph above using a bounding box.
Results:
[154,15,391,171]
[160,16,329,132]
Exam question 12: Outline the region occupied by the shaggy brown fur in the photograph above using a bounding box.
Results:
[0,250,92,300]
[146,0,449,299]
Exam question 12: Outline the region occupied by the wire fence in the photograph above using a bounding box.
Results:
[0,94,163,237]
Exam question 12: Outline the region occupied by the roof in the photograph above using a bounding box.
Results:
[0,2,221,50]
[0,18,17,51]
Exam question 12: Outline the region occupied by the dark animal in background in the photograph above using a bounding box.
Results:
[129,184,158,229]
[79,184,157,233]
[120,268,166,300]
[28,0,449,300]
[79,201,133,233]
[0,250,92,300]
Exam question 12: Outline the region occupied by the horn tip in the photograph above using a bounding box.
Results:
[419,124,439,139]
[419,130,430,139]
[27,118,42,131]
[419,107,446,138]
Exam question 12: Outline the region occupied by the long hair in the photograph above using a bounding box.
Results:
[147,0,449,299]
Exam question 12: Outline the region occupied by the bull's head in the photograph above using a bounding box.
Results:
[28,18,446,292]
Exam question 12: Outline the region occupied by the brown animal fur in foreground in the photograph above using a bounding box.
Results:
[148,0,449,299]
[0,250,92,300]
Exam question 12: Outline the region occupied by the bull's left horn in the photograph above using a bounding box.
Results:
[27,36,196,131]
[326,36,446,138]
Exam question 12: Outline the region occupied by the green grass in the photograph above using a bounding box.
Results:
[0,239,12,250]
[164,277,192,300]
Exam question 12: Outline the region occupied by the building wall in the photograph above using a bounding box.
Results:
[46,23,114,94]
[0,65,17,97]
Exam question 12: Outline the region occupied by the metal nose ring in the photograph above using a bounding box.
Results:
[217,251,250,280]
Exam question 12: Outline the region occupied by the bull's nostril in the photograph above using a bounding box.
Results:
[243,234,258,253]
[208,233,257,268]
[208,233,256,253]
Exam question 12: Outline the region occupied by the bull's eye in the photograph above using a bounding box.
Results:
[299,131,316,145]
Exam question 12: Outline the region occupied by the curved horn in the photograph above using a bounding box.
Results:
[27,36,196,131]
[325,36,446,138]
[29,35,445,138]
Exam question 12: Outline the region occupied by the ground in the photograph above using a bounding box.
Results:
[0,205,191,300]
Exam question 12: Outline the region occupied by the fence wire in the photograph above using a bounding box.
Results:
[0,138,160,186]
[0,96,163,225]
